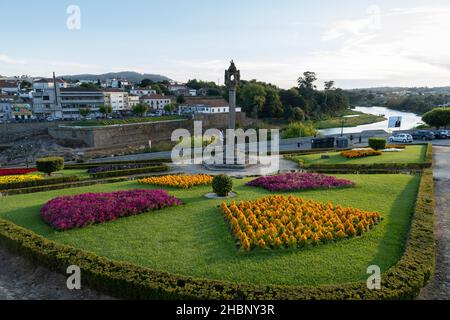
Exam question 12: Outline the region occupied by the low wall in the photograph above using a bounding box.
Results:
[49,114,253,149]
[0,122,68,143]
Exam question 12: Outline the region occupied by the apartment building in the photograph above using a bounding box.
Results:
[103,89,129,113]
[32,78,67,119]
[139,94,172,112]
[128,94,140,109]
[60,88,104,119]
[130,88,157,96]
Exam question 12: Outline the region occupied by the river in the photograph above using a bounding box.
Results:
[319,106,424,135]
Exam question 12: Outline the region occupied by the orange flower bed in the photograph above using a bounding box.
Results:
[340,149,382,159]
[138,174,213,189]
[221,195,381,251]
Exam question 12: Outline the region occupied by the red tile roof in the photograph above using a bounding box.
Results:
[140,94,170,100]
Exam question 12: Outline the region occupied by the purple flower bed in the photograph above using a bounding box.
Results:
[87,164,149,174]
[41,189,182,231]
[247,172,355,192]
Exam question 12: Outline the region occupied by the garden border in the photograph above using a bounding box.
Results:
[285,143,433,172]
[0,168,435,300]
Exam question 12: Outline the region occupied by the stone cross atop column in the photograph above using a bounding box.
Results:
[225,60,240,130]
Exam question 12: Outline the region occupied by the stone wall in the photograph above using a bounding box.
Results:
[0,122,67,143]
[49,113,254,149]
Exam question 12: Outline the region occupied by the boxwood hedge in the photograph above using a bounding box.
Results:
[0,169,435,300]
[89,165,169,179]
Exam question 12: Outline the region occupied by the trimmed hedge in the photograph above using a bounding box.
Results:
[36,157,65,176]
[65,159,171,170]
[89,165,169,179]
[368,138,387,150]
[0,175,80,191]
[0,169,435,300]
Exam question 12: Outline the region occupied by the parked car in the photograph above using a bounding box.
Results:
[411,130,435,141]
[433,130,449,139]
[389,134,413,143]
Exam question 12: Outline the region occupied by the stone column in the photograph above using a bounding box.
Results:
[228,88,236,130]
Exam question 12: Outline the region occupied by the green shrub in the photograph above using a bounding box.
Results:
[281,122,318,139]
[212,175,233,197]
[64,159,170,170]
[36,157,64,176]
[89,165,169,179]
[0,175,79,191]
[368,138,387,150]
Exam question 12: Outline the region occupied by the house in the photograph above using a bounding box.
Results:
[0,96,33,121]
[169,85,197,97]
[102,89,129,113]
[178,98,241,115]
[0,80,20,95]
[32,78,67,119]
[127,94,140,109]
[130,88,157,96]
[59,87,105,119]
[105,79,129,89]
[139,94,172,112]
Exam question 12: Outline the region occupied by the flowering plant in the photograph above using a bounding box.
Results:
[41,189,182,230]
[138,174,213,189]
[0,174,43,185]
[221,195,381,251]
[247,172,354,192]
[0,168,38,176]
[341,149,382,159]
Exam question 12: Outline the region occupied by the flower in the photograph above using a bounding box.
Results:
[340,149,382,159]
[0,174,42,185]
[221,195,381,251]
[0,168,38,177]
[247,173,355,192]
[138,174,213,189]
[40,189,182,231]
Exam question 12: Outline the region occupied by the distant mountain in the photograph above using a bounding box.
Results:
[60,71,172,83]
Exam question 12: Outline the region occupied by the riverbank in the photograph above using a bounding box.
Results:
[315,109,386,130]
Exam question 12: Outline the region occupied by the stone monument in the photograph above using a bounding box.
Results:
[225,60,240,130]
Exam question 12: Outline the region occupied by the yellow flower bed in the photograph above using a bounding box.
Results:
[0,175,43,185]
[138,174,213,189]
[221,195,381,251]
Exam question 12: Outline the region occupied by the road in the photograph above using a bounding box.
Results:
[419,146,450,300]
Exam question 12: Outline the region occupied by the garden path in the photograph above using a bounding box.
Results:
[419,146,450,300]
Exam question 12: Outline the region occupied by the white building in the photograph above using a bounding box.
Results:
[105,79,130,89]
[178,98,240,115]
[130,88,157,96]
[140,94,172,112]
[32,78,67,119]
[103,89,129,113]
[128,94,140,109]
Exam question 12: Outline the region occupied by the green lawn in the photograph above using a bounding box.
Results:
[314,110,386,130]
[292,145,427,166]
[0,174,419,287]
[71,116,184,127]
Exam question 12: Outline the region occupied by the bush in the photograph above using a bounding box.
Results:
[212,175,233,197]
[368,138,387,150]
[36,157,64,176]
[89,165,169,179]
[0,175,79,191]
[281,122,318,139]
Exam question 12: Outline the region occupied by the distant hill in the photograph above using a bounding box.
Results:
[60,71,172,83]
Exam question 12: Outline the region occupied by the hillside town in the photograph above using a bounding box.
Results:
[0,74,239,123]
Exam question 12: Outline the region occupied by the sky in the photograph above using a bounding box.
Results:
[1,0,450,89]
